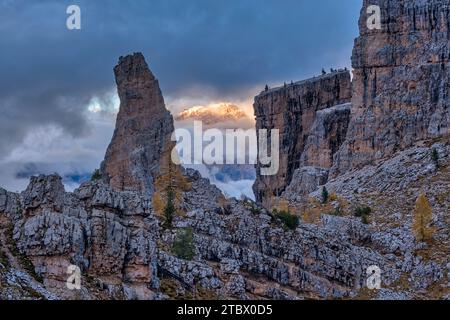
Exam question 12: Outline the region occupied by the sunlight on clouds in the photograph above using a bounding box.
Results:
[87,91,120,114]
[0,87,257,199]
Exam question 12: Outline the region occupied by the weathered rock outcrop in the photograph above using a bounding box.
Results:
[279,104,351,201]
[1,175,160,300]
[101,53,175,196]
[300,104,351,169]
[282,167,329,202]
[256,0,450,208]
[253,71,352,207]
[1,142,448,300]
[331,0,450,176]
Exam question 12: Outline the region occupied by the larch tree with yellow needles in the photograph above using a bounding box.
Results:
[412,194,434,242]
[153,153,191,228]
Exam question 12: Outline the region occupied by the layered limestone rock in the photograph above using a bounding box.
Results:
[331,0,450,176]
[300,104,351,169]
[1,175,160,300]
[313,142,450,296]
[281,167,329,203]
[1,147,448,300]
[101,53,175,196]
[253,71,352,207]
[166,159,449,300]
[260,0,450,207]
[281,104,351,201]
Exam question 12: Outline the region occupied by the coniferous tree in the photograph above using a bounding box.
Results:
[303,207,321,224]
[172,227,195,260]
[321,186,329,204]
[91,169,102,181]
[431,148,439,168]
[164,187,175,227]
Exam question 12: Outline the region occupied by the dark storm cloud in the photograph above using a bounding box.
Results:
[0,0,361,157]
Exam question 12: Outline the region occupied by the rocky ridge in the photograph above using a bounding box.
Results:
[1,148,448,299]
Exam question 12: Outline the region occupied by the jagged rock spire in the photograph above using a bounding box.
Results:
[101,53,175,195]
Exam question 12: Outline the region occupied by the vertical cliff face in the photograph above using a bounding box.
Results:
[331,0,450,176]
[300,104,352,169]
[101,53,175,195]
[253,71,352,207]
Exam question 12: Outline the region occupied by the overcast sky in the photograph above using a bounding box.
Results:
[0,0,361,192]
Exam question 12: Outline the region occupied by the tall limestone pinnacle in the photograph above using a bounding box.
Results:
[101,52,175,195]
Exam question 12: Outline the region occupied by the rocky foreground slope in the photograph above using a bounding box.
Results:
[0,0,449,300]
[1,144,448,300]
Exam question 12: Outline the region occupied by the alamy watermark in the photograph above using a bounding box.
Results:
[66,264,81,290]
[366,265,382,290]
[367,5,381,30]
[66,5,81,30]
[172,121,280,176]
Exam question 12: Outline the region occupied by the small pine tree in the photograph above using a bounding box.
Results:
[321,186,329,204]
[413,194,434,242]
[354,206,372,217]
[322,68,326,75]
[172,227,195,260]
[354,206,372,224]
[164,187,175,228]
[265,84,269,91]
[332,206,343,216]
[91,169,102,181]
[431,148,439,168]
